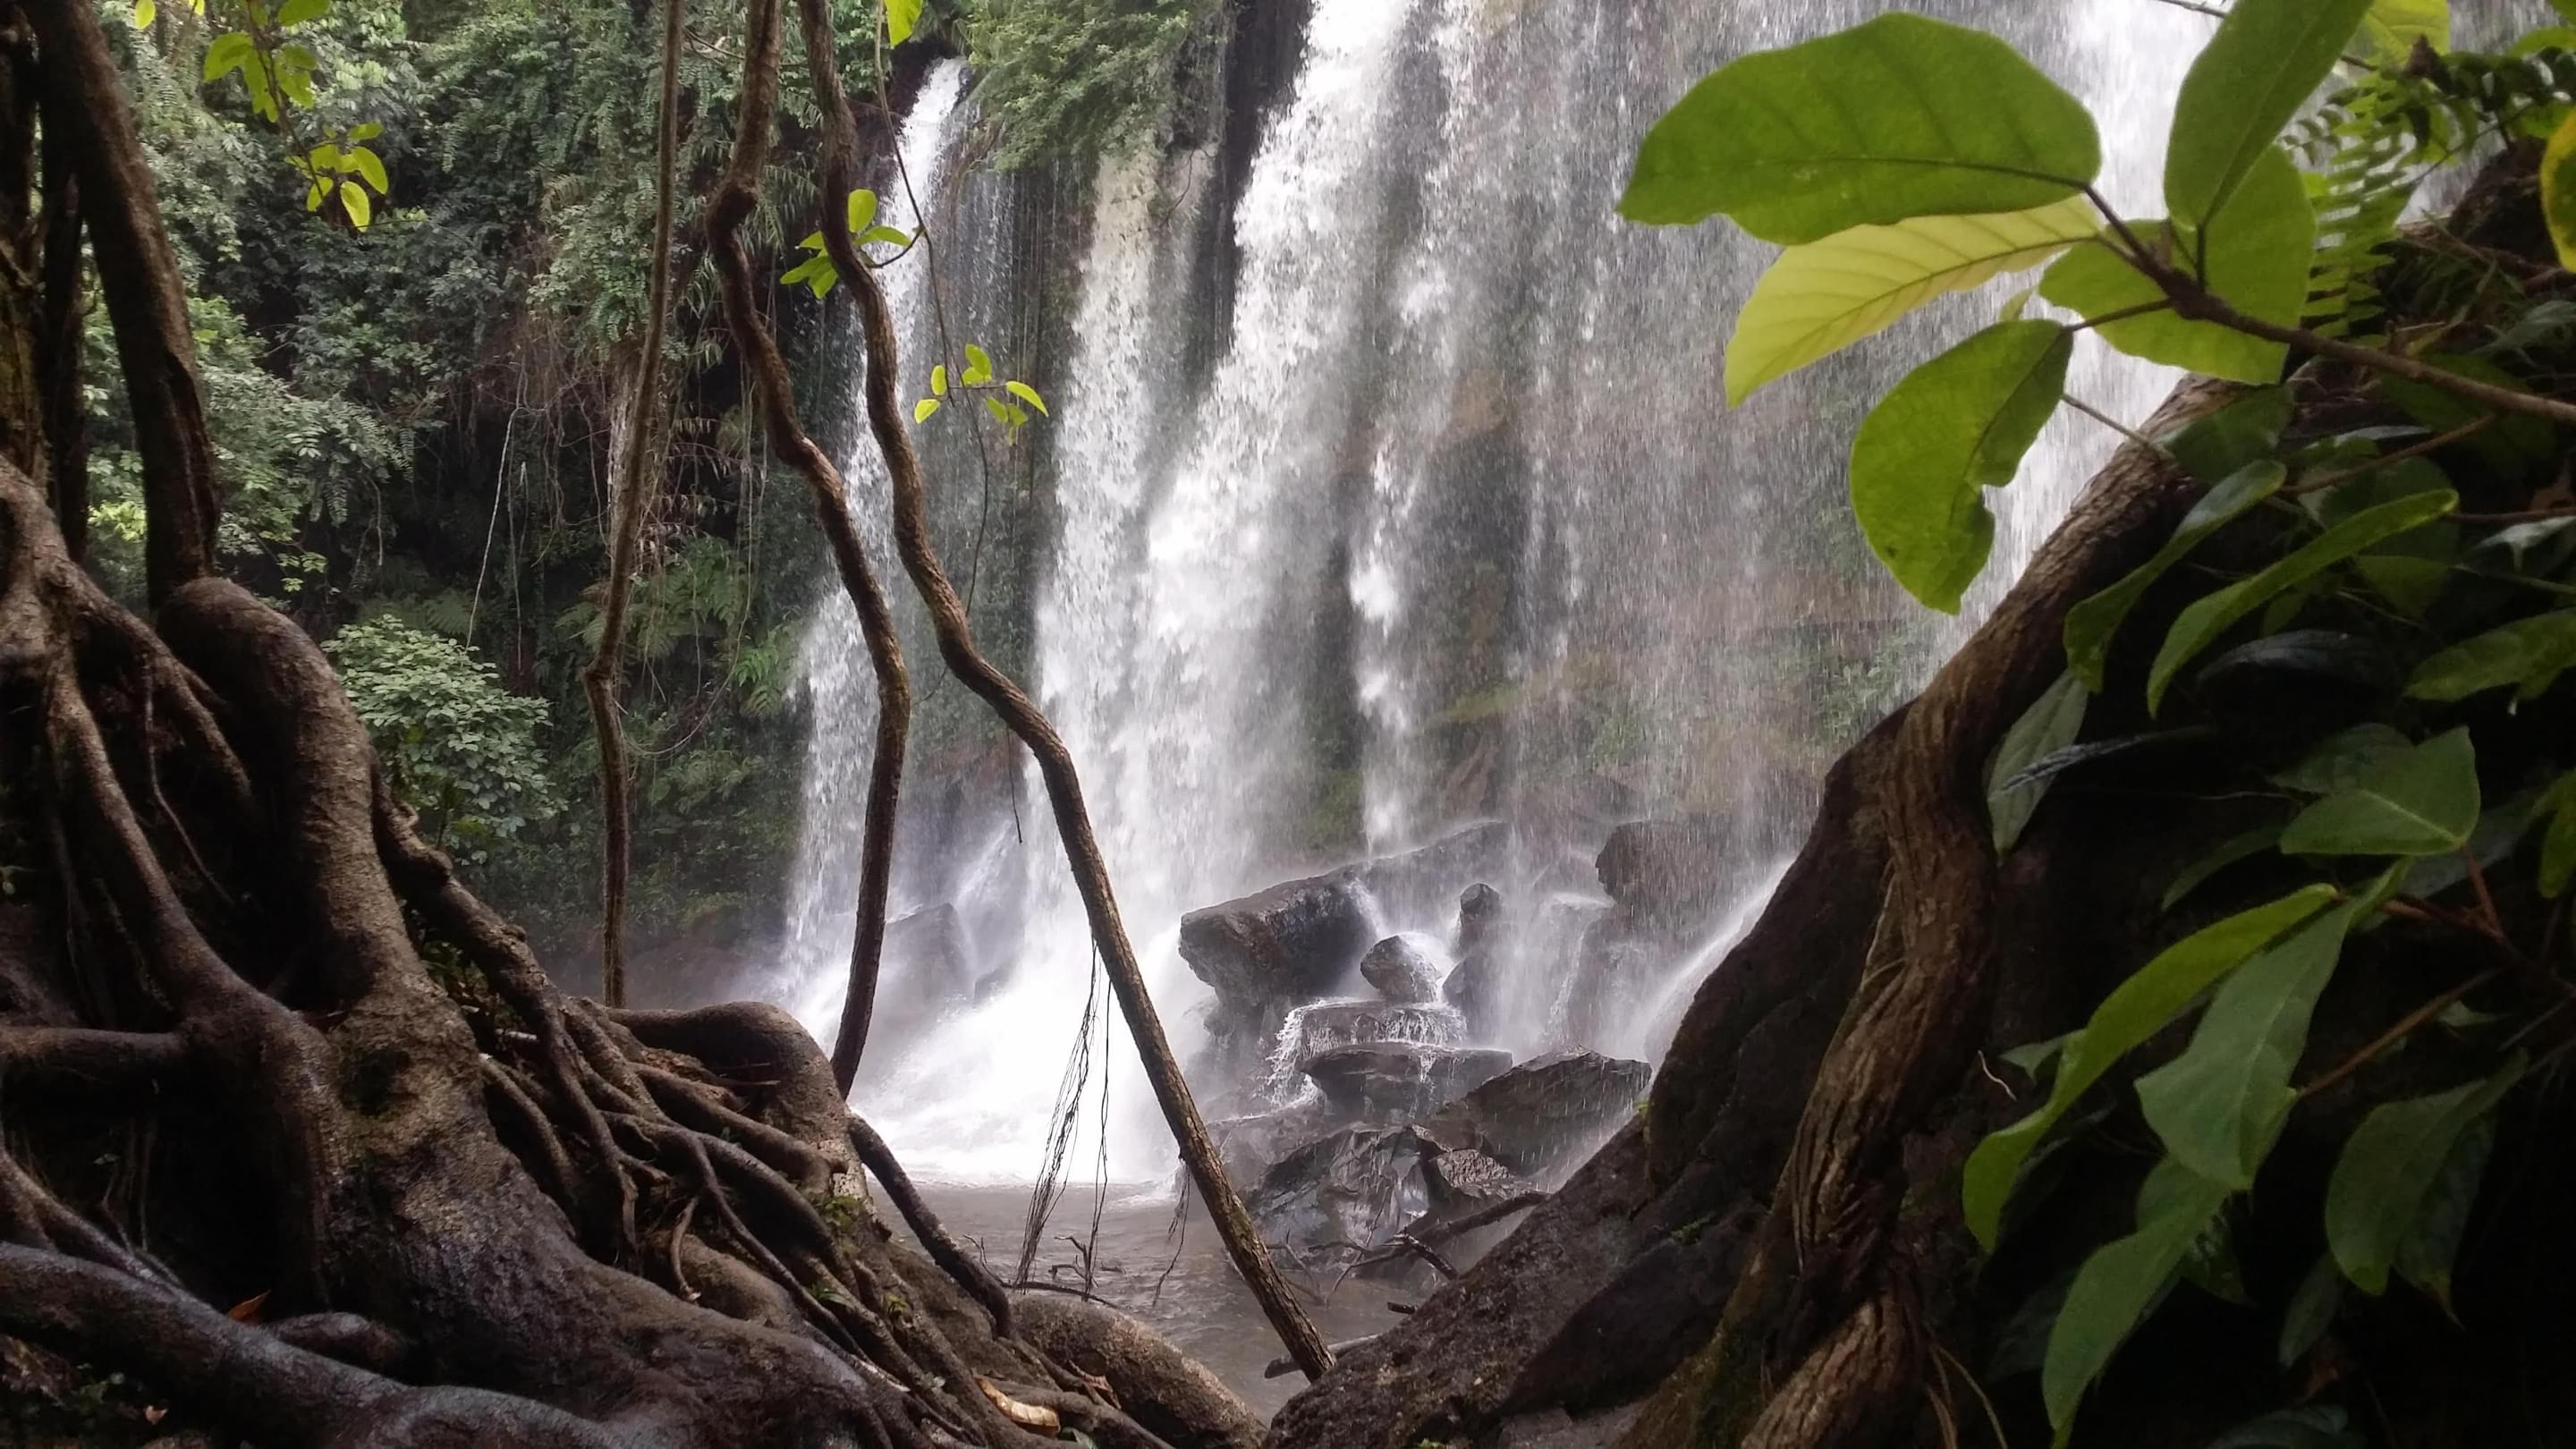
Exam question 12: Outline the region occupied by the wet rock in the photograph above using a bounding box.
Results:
[886,902,974,998]
[1455,882,1506,955]
[1179,874,1375,1036]
[1352,821,1512,926]
[1421,1049,1651,1177]
[1301,1043,1513,1121]
[1247,1125,1434,1255]
[1359,935,1442,1003]
[1423,1147,1537,1210]
[1209,1094,1343,1190]
[1009,1292,1265,1449]
[1284,1000,1462,1063]
[1442,950,1504,1038]
[1558,917,1665,1050]
[1595,815,1744,933]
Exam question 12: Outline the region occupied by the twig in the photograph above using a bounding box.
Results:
[2284,417,2496,496]
[2300,967,2505,1098]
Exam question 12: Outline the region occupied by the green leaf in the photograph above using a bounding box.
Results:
[2040,146,2315,384]
[1004,380,1048,416]
[983,395,1013,425]
[2278,727,2479,857]
[133,0,156,28]
[2380,355,2558,481]
[2393,1116,2495,1317]
[340,179,371,230]
[1617,13,2099,243]
[203,30,253,80]
[2360,0,2447,60]
[2543,769,2576,898]
[780,254,836,299]
[348,121,382,140]
[2405,609,2576,702]
[305,177,327,211]
[859,224,911,247]
[1849,319,2072,614]
[309,142,342,173]
[1962,885,2334,1249]
[2162,386,2296,485]
[2325,1055,2523,1294]
[2277,1254,2343,1367]
[2145,487,2457,714]
[930,365,947,397]
[847,188,879,235]
[2165,0,2374,228]
[2164,825,2285,911]
[795,231,826,252]
[2135,886,2381,1190]
[276,0,326,25]
[2270,724,2412,795]
[347,145,389,195]
[912,397,940,423]
[2065,461,2284,691]
[1724,197,2097,403]
[1988,672,2089,853]
[2546,109,2576,272]
[886,0,919,46]
[2043,1157,2234,1439]
[963,344,994,386]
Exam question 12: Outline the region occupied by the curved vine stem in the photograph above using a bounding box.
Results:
[582,0,687,1008]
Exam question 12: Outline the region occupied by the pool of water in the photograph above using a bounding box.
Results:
[914,1182,1409,1418]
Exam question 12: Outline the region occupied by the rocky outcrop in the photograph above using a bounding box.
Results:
[1358,935,1442,1002]
[1421,1049,1650,1176]
[1594,815,1744,936]
[1301,1043,1513,1121]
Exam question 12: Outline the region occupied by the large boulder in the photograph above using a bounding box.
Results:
[1179,873,1375,1039]
[1352,820,1512,924]
[1442,950,1504,1038]
[1277,999,1462,1069]
[1454,882,1506,956]
[1302,1043,1513,1121]
[1359,935,1443,1003]
[1421,1049,1651,1177]
[1247,1125,1436,1256]
[1593,816,1745,934]
[1209,1094,1344,1190]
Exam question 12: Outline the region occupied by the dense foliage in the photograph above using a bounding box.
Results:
[1630,0,2576,1441]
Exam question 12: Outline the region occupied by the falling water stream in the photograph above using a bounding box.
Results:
[773,2,2205,1191]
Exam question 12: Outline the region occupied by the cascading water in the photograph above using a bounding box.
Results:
[775,2,2211,1184]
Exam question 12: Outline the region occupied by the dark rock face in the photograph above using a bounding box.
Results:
[1247,1125,1436,1256]
[1455,882,1506,955]
[1422,1049,1652,1179]
[1179,873,1376,1037]
[1358,935,1442,1003]
[1594,815,1744,934]
[1301,1043,1513,1121]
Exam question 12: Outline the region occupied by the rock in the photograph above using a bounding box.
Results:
[1594,816,1745,933]
[1442,950,1504,1038]
[1301,1043,1513,1121]
[1209,1094,1343,1190]
[1421,1049,1652,1177]
[1351,820,1512,927]
[1247,1125,1436,1254]
[1359,935,1442,1003]
[1455,882,1506,955]
[1008,1292,1264,1449]
[886,902,974,1000]
[1280,1000,1462,1063]
[1558,916,1665,1051]
[1179,873,1374,1037]
[1423,1147,1538,1210]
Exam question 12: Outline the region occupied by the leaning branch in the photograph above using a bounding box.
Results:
[706,0,911,1096]
[582,0,688,1008]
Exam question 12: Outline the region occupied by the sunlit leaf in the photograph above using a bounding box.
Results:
[2360,0,2448,60]
[1962,886,2335,1249]
[2278,728,2479,857]
[1619,13,2098,242]
[1004,380,1048,415]
[133,0,156,28]
[847,188,879,235]
[962,343,993,386]
[2165,0,2374,227]
[1849,319,2072,614]
[204,31,253,80]
[983,395,1013,424]
[2065,461,2284,691]
[347,145,389,195]
[886,0,920,46]
[911,397,940,423]
[1725,197,2097,403]
[930,365,948,397]
[859,224,911,247]
[276,0,326,25]
[2146,487,2457,714]
[2546,109,2576,271]
[340,179,371,229]
[2326,1055,2523,1294]
[348,121,382,140]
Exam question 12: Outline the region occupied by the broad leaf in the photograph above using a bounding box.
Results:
[2405,608,2576,701]
[2270,724,2413,795]
[1004,380,1048,415]
[1849,319,2072,614]
[204,30,253,80]
[2325,1055,2523,1294]
[2165,825,2284,911]
[347,145,389,195]
[340,179,371,229]
[2380,354,2558,481]
[2279,727,2479,857]
[2165,0,2375,228]
[2163,386,2295,485]
[912,397,940,423]
[134,0,155,27]
[2360,0,2448,60]
[859,224,911,248]
[2041,146,2315,384]
[349,121,382,141]
[2136,887,2382,1189]
[2277,1254,2343,1367]
[886,0,919,46]
[277,0,326,25]
[2546,108,2576,271]
[2393,1116,2495,1316]
[847,188,879,234]
[1962,886,2334,1248]
[2065,461,2284,691]
[2145,487,2458,714]
[1988,672,2089,853]
[2044,1157,2233,1438]
[1619,13,2099,242]
[962,345,994,386]
[930,365,948,397]
[1725,197,2097,403]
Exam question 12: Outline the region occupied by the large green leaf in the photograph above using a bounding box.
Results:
[1620,13,2099,242]
[2270,724,2414,795]
[2278,727,2479,857]
[2043,1157,2234,1440]
[2360,0,2449,61]
[2064,461,2284,691]
[2040,146,2315,385]
[2135,886,2381,1190]
[2392,1115,2496,1316]
[1962,886,2334,1249]
[1988,672,2090,852]
[2404,608,2576,702]
[2163,386,2296,485]
[2145,487,2457,714]
[886,0,920,45]
[1849,320,2072,614]
[2325,1055,2523,1294]
[2546,108,2576,272]
[1726,197,2097,403]
[2165,0,2374,228]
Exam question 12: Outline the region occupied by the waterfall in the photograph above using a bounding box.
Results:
[775,4,2218,1182]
